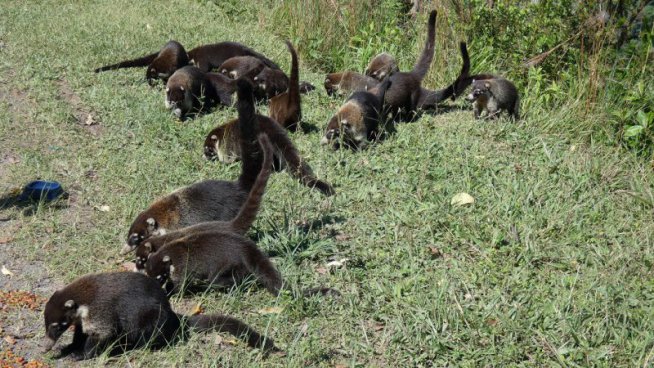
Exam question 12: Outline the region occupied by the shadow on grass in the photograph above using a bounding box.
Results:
[0,192,69,216]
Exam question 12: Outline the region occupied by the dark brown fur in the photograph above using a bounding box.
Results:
[43,272,276,360]
[124,78,265,254]
[165,66,235,118]
[253,67,289,99]
[269,41,302,130]
[384,10,437,121]
[188,42,279,73]
[94,40,189,86]
[218,56,266,80]
[365,52,399,81]
[324,71,379,97]
[134,134,274,271]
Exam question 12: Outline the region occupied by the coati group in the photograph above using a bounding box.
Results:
[44,8,522,362]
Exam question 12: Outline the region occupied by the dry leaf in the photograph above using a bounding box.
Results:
[1,265,14,276]
[427,246,442,258]
[3,155,20,164]
[486,318,498,327]
[0,236,14,245]
[372,322,385,331]
[334,233,350,242]
[258,306,283,315]
[326,258,348,268]
[121,262,136,272]
[316,267,328,275]
[451,192,475,206]
[191,304,204,316]
[4,335,17,345]
[96,205,110,212]
[223,337,239,346]
[299,322,309,335]
[84,114,97,126]
[214,335,224,345]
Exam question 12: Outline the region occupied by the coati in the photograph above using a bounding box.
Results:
[383,10,437,121]
[218,56,266,80]
[465,77,520,120]
[165,66,235,118]
[202,81,335,196]
[269,41,302,131]
[320,78,392,149]
[134,133,274,271]
[323,71,379,97]
[365,52,399,81]
[253,67,289,99]
[95,41,279,85]
[43,272,275,360]
[93,40,189,86]
[124,78,265,254]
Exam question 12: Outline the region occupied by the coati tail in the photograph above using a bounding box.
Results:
[285,40,300,111]
[375,78,392,114]
[93,51,159,73]
[229,134,274,234]
[187,314,277,351]
[242,242,284,296]
[265,125,336,196]
[411,10,437,80]
[236,78,263,191]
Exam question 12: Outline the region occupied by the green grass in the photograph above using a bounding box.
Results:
[1,1,654,367]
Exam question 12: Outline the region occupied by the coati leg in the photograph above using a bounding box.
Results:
[241,241,283,296]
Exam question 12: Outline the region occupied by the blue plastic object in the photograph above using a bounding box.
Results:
[20,180,64,202]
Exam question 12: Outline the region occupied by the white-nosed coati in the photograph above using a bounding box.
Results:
[94,40,189,86]
[95,41,279,85]
[321,78,392,149]
[323,71,380,97]
[165,66,235,118]
[465,77,520,120]
[269,41,302,131]
[134,133,274,271]
[124,78,266,254]
[43,272,276,360]
[202,81,335,196]
[365,52,399,81]
[218,56,266,80]
[383,10,437,121]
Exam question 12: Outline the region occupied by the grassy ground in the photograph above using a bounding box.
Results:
[1,1,654,367]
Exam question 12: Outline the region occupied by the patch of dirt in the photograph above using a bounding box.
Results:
[55,79,103,136]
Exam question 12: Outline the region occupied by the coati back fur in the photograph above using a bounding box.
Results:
[324,71,380,97]
[253,67,289,99]
[124,78,264,254]
[203,81,335,196]
[134,134,274,271]
[94,40,189,86]
[465,78,520,120]
[321,78,392,149]
[43,272,275,359]
[218,56,266,80]
[269,41,302,131]
[165,68,237,118]
[365,52,399,81]
[188,42,280,73]
[384,10,437,120]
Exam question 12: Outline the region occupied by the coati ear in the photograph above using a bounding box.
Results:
[211,135,218,141]
[163,255,171,264]
[472,79,476,84]
[144,242,152,251]
[180,86,185,91]
[158,73,169,79]
[165,87,170,92]
[484,82,491,89]
[64,300,76,309]
[146,218,156,232]
[253,76,258,81]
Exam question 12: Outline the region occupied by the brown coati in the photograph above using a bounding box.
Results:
[253,67,289,99]
[383,10,437,121]
[323,71,380,97]
[269,41,302,131]
[94,40,189,86]
[95,41,279,85]
[203,80,335,196]
[465,77,520,120]
[365,52,399,81]
[165,66,234,118]
[133,133,274,271]
[124,78,266,254]
[218,56,266,80]
[321,78,392,150]
[43,272,276,360]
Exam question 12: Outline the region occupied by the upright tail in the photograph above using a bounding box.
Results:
[411,10,437,80]
[229,134,274,234]
[375,77,392,115]
[236,78,263,191]
[285,40,300,114]
[417,42,473,109]
[186,313,277,351]
[93,51,159,73]
[261,120,336,196]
